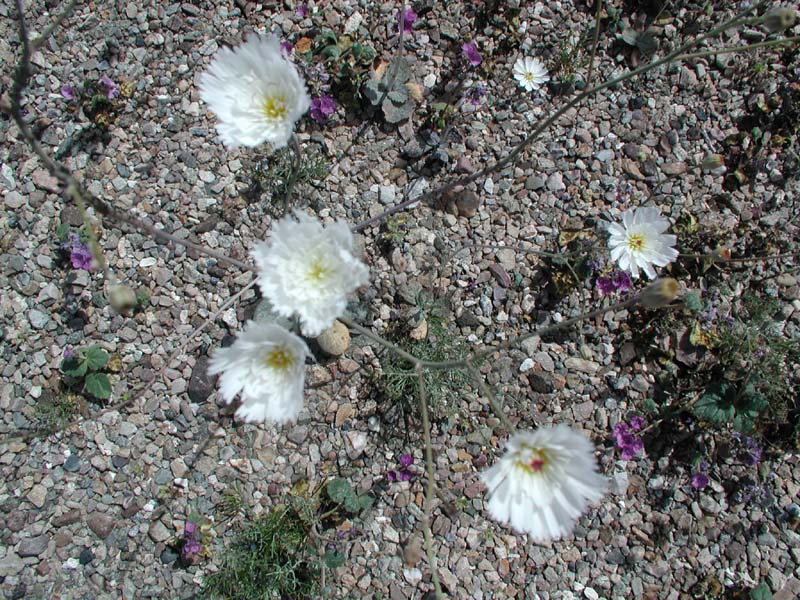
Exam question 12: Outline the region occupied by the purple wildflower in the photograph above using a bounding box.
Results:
[398,470,412,482]
[466,83,486,106]
[310,96,336,123]
[399,453,413,468]
[181,538,202,559]
[597,276,615,296]
[629,416,645,431]
[63,346,75,359]
[61,85,76,100]
[99,75,119,99]
[296,3,308,17]
[690,472,709,489]
[462,42,482,67]
[612,270,632,293]
[619,433,643,460]
[611,422,629,445]
[69,244,93,271]
[386,470,397,482]
[399,8,417,34]
[184,521,197,537]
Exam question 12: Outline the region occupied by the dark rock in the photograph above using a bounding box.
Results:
[456,310,480,328]
[63,455,81,473]
[17,535,50,557]
[59,207,84,227]
[7,510,27,532]
[455,191,481,218]
[488,264,511,288]
[52,508,82,527]
[79,548,94,565]
[161,547,180,564]
[187,356,215,403]
[528,371,555,394]
[112,456,129,469]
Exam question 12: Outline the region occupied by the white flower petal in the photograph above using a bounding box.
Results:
[481,426,607,543]
[208,321,309,425]
[199,35,311,149]
[605,207,678,280]
[252,211,369,336]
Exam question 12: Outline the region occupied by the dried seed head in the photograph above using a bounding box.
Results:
[638,278,681,308]
[764,8,797,32]
[107,283,137,313]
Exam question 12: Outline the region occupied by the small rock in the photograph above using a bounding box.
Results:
[409,319,427,341]
[17,535,50,557]
[335,403,355,427]
[63,455,81,473]
[29,309,50,329]
[27,484,47,508]
[564,357,600,374]
[488,264,511,288]
[5,191,25,209]
[79,548,94,566]
[161,547,179,564]
[455,190,481,218]
[520,358,534,373]
[495,248,516,271]
[528,371,555,394]
[32,168,60,192]
[546,172,565,192]
[455,156,474,174]
[287,425,308,445]
[345,430,368,459]
[87,513,115,539]
[662,162,688,176]
[148,520,171,543]
[316,320,350,356]
[52,508,81,527]
[187,357,215,403]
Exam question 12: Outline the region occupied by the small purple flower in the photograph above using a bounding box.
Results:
[398,470,412,482]
[70,244,93,271]
[61,85,76,100]
[611,422,629,445]
[63,346,75,359]
[310,96,336,123]
[181,538,202,559]
[386,470,397,482]
[99,75,119,99]
[399,453,413,468]
[691,472,709,489]
[399,8,417,34]
[466,83,486,106]
[296,3,308,17]
[184,521,197,537]
[462,42,482,67]
[629,416,645,430]
[619,433,643,460]
[612,270,632,293]
[280,41,293,57]
[597,276,615,296]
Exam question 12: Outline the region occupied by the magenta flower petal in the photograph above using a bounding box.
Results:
[462,42,482,67]
[691,472,709,489]
[399,453,413,468]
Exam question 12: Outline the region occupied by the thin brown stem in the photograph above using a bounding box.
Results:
[416,365,445,599]
[585,0,603,88]
[466,362,515,432]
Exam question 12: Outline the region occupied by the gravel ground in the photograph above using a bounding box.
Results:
[1,0,799,599]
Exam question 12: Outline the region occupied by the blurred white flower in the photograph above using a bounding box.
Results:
[252,211,369,337]
[607,207,679,280]
[198,35,311,149]
[513,56,549,92]
[208,321,309,424]
[481,426,607,542]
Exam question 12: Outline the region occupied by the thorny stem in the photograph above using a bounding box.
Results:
[352,1,773,232]
[417,366,445,599]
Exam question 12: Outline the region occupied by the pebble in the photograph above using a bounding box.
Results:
[316,320,351,356]
[87,513,116,539]
[17,534,50,557]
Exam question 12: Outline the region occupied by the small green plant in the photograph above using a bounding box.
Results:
[326,477,373,514]
[60,345,113,400]
[243,146,329,210]
[35,392,84,429]
[363,57,419,124]
[217,483,247,520]
[202,506,320,600]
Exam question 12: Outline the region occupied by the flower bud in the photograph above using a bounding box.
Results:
[764,8,797,33]
[107,283,137,313]
[638,278,681,308]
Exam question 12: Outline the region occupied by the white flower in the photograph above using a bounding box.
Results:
[513,56,549,92]
[607,207,679,280]
[198,35,311,149]
[208,321,309,424]
[252,211,369,337]
[481,426,607,543]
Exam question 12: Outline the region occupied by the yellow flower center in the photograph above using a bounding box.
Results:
[264,347,294,371]
[306,259,330,282]
[262,94,288,120]
[524,73,535,82]
[627,234,646,252]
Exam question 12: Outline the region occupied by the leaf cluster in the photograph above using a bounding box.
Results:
[326,477,373,514]
[60,346,112,400]
[363,57,417,124]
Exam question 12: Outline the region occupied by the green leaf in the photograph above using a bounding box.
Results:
[693,383,735,424]
[61,356,88,378]
[351,43,375,63]
[327,478,354,504]
[323,550,346,569]
[85,373,112,399]
[56,223,70,241]
[683,291,703,312]
[356,495,374,511]
[83,346,109,371]
[344,495,361,513]
[321,45,341,59]
[750,583,773,600]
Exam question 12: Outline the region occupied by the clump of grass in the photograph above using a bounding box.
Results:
[217,483,247,520]
[35,392,85,430]
[202,506,319,600]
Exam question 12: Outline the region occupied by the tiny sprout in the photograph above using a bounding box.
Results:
[763,8,797,33]
[638,278,681,308]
